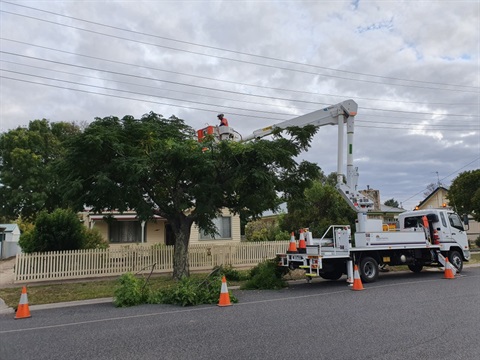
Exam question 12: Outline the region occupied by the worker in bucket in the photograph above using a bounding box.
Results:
[217,113,229,127]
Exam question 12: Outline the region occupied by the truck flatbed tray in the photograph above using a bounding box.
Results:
[349,244,441,252]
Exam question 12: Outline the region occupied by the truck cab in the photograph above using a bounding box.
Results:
[398,208,470,270]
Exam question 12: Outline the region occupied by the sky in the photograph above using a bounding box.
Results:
[0,0,479,211]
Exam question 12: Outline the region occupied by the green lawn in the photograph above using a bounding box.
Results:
[1,253,479,309]
[0,274,179,308]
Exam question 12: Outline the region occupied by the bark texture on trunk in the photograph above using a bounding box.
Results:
[172,217,193,280]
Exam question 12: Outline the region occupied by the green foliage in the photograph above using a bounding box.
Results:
[114,273,147,307]
[280,179,356,237]
[0,119,80,221]
[215,265,250,281]
[475,235,480,248]
[245,218,289,242]
[18,208,85,253]
[18,212,108,253]
[384,198,399,208]
[241,259,287,290]
[448,170,480,221]
[82,227,109,249]
[149,275,237,307]
[18,229,36,253]
[60,112,319,279]
[16,218,35,234]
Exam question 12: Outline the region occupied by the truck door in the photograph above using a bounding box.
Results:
[442,212,468,246]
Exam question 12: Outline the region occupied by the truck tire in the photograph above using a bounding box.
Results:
[408,264,423,273]
[448,251,463,273]
[359,257,379,283]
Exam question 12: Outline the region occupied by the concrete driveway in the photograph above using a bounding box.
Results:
[0,257,15,288]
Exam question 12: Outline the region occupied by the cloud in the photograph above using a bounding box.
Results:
[0,0,478,211]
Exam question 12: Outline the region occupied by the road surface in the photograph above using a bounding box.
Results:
[1,268,479,360]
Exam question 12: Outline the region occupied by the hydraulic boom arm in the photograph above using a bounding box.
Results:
[197,100,374,216]
[242,100,358,141]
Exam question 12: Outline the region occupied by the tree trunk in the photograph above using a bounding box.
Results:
[172,217,193,280]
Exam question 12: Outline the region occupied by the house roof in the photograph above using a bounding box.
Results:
[261,203,288,218]
[88,214,164,221]
[378,204,405,213]
[416,186,449,209]
[0,224,19,232]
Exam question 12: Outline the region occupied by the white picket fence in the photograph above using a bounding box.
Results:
[14,241,289,283]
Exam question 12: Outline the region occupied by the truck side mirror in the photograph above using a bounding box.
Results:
[463,214,470,230]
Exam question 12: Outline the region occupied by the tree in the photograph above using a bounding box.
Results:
[60,112,319,279]
[448,169,480,221]
[423,183,436,198]
[384,198,399,208]
[0,119,80,221]
[280,178,357,237]
[19,208,85,253]
[245,217,290,242]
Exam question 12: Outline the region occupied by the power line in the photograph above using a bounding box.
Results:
[400,156,480,204]
[3,37,477,108]
[3,58,478,129]
[0,69,291,117]
[1,48,478,120]
[2,0,479,91]
[1,74,478,132]
[0,75,280,121]
[1,9,479,94]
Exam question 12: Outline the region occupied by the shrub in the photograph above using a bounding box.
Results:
[149,275,237,307]
[215,265,250,281]
[18,229,36,253]
[245,219,287,242]
[241,258,287,290]
[18,210,109,253]
[82,227,109,249]
[475,235,480,248]
[114,273,148,307]
[18,209,85,253]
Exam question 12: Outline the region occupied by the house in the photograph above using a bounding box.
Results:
[258,189,405,228]
[0,224,21,259]
[360,189,405,226]
[80,208,242,247]
[415,186,480,243]
[415,186,449,209]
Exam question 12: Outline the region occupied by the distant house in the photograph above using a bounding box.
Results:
[258,190,405,230]
[415,186,479,243]
[0,224,21,259]
[415,186,449,209]
[80,208,242,247]
[360,189,405,227]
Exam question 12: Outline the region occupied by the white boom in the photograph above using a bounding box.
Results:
[242,100,374,216]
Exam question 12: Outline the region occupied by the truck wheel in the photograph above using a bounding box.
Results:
[448,251,463,273]
[359,257,379,283]
[408,264,423,273]
[319,271,343,280]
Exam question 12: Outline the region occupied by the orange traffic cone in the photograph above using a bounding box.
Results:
[218,276,232,307]
[298,229,306,253]
[15,286,31,319]
[287,232,298,253]
[443,257,455,279]
[352,265,364,291]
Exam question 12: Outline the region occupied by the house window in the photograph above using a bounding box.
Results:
[109,221,143,243]
[199,216,232,240]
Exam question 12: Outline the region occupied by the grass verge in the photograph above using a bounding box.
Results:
[0,274,179,308]
[1,253,478,308]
